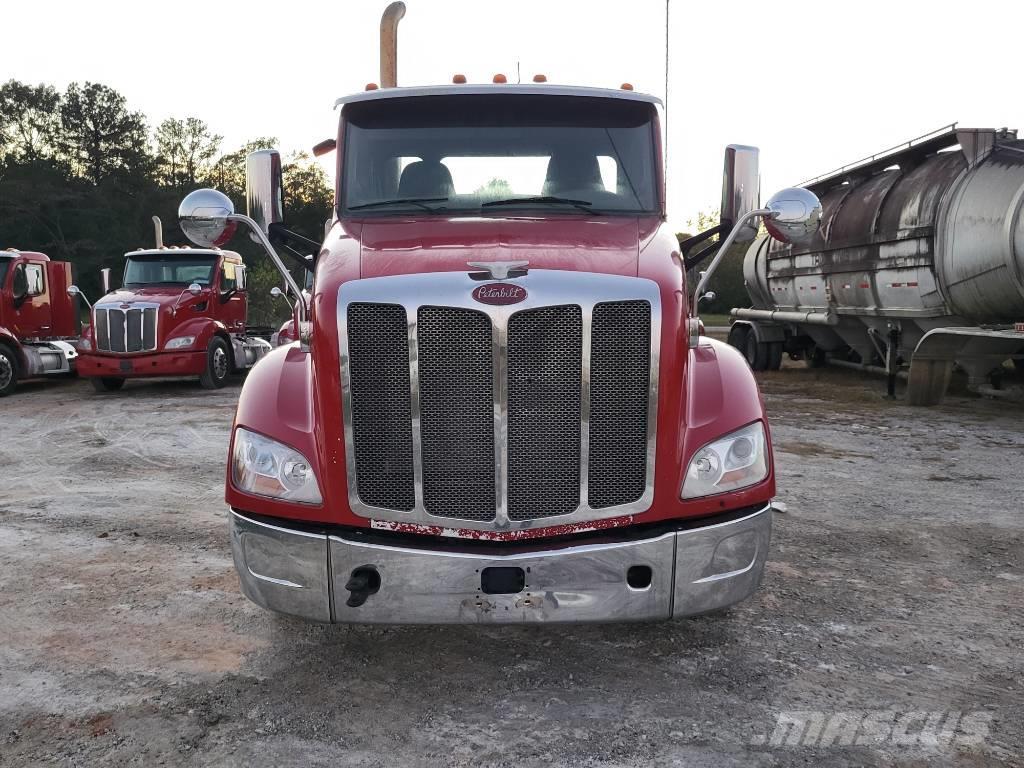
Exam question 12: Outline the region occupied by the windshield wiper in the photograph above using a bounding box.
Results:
[348,197,449,213]
[481,196,597,214]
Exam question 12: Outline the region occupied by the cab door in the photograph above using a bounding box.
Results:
[217,259,247,332]
[8,259,52,339]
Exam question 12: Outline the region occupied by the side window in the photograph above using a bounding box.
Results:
[221,262,237,292]
[25,264,45,296]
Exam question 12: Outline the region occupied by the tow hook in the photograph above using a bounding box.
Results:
[344,566,381,607]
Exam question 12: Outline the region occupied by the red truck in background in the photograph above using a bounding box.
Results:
[173,3,821,624]
[73,225,272,392]
[0,249,80,397]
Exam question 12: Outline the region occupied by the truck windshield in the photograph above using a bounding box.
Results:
[123,255,217,287]
[341,94,659,217]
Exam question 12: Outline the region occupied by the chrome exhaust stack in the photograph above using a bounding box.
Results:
[380,1,406,88]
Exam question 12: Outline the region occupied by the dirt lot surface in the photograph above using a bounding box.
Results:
[1,362,1022,767]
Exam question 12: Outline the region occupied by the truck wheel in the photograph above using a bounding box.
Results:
[727,324,749,352]
[91,377,125,392]
[744,332,769,371]
[200,337,231,389]
[767,341,784,371]
[0,345,19,397]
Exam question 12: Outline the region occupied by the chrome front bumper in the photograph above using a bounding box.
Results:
[229,506,772,624]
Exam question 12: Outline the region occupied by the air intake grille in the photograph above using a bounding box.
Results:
[347,303,415,511]
[94,306,158,353]
[417,307,495,520]
[588,300,652,508]
[506,306,583,520]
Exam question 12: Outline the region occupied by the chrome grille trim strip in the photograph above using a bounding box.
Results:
[338,270,661,533]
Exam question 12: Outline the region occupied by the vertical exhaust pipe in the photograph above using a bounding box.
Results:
[152,215,164,248]
[380,1,406,88]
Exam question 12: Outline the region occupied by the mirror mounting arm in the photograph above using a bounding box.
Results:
[268,223,320,271]
[693,208,771,307]
[228,213,310,349]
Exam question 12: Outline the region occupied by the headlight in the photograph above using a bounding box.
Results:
[232,428,322,504]
[166,336,196,350]
[681,422,768,499]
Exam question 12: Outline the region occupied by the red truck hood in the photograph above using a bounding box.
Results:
[98,287,205,308]
[357,216,642,277]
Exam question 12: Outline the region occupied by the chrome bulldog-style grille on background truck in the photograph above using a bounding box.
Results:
[340,271,661,531]
[93,304,159,354]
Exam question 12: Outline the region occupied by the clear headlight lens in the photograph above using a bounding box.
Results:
[166,336,196,350]
[232,427,322,504]
[681,422,768,499]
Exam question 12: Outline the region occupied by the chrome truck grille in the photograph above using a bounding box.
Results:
[339,271,660,532]
[94,304,159,353]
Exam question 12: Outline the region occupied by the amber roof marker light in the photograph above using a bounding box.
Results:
[492,74,507,84]
[533,74,547,83]
[452,74,467,84]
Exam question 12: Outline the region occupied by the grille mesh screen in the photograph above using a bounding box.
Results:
[507,306,582,520]
[417,307,496,520]
[347,303,415,511]
[588,300,652,508]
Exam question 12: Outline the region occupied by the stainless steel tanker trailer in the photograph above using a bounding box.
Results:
[723,124,1024,405]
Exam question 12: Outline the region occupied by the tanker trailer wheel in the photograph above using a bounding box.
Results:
[727,323,750,351]
[200,337,231,390]
[91,377,125,393]
[767,342,783,370]
[744,331,770,371]
[0,344,19,397]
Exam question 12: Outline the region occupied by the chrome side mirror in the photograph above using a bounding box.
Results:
[67,284,92,309]
[764,187,822,245]
[179,189,238,248]
[100,267,112,294]
[270,285,294,309]
[720,145,760,244]
[234,264,247,291]
[246,149,284,238]
[188,283,203,296]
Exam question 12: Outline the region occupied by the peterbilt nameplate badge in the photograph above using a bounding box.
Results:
[472,283,528,305]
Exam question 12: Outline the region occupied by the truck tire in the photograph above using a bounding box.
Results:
[744,332,769,371]
[91,377,125,392]
[200,337,231,390]
[767,341,784,371]
[727,324,750,352]
[0,345,19,397]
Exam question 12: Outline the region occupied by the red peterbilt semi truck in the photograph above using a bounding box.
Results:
[0,250,80,396]
[174,7,821,623]
[72,224,272,392]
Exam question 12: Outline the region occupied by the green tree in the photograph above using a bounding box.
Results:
[0,80,61,163]
[155,117,222,188]
[58,82,151,184]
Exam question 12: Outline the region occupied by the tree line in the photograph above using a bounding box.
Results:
[0,80,331,325]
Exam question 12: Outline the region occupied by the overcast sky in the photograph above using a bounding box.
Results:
[5,0,1022,229]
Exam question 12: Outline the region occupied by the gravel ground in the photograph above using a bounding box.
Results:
[0,361,1022,767]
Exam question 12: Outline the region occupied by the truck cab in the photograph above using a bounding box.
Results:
[75,246,270,391]
[0,250,80,396]
[174,7,818,624]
